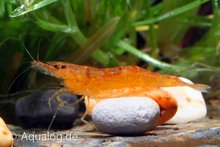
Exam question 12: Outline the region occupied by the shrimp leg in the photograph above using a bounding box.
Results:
[66,95,85,107]
[80,111,89,125]
[76,96,95,132]
[48,88,68,110]
[77,112,95,132]
[46,88,68,130]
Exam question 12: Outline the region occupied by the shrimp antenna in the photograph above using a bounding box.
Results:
[19,35,35,61]
[8,66,33,94]
[47,107,60,132]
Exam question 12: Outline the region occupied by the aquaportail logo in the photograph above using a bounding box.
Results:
[12,131,78,143]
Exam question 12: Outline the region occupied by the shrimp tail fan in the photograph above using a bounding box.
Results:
[190,84,211,93]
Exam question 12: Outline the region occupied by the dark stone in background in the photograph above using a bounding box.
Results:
[15,89,79,129]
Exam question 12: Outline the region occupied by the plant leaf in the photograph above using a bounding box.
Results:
[134,0,209,26]
[69,17,120,64]
[10,0,58,17]
[34,14,76,33]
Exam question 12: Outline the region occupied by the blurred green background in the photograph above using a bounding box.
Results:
[0,0,219,98]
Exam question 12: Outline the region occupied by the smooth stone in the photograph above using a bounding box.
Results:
[0,117,13,147]
[91,97,160,135]
[15,89,79,128]
[163,77,207,124]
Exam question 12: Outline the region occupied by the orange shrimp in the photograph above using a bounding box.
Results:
[32,60,209,125]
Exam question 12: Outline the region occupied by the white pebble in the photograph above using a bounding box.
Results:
[163,77,207,124]
[91,97,160,135]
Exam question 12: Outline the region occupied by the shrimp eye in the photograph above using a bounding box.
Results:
[61,65,66,69]
[53,65,59,69]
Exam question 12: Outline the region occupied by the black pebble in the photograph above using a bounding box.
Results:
[15,89,79,129]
